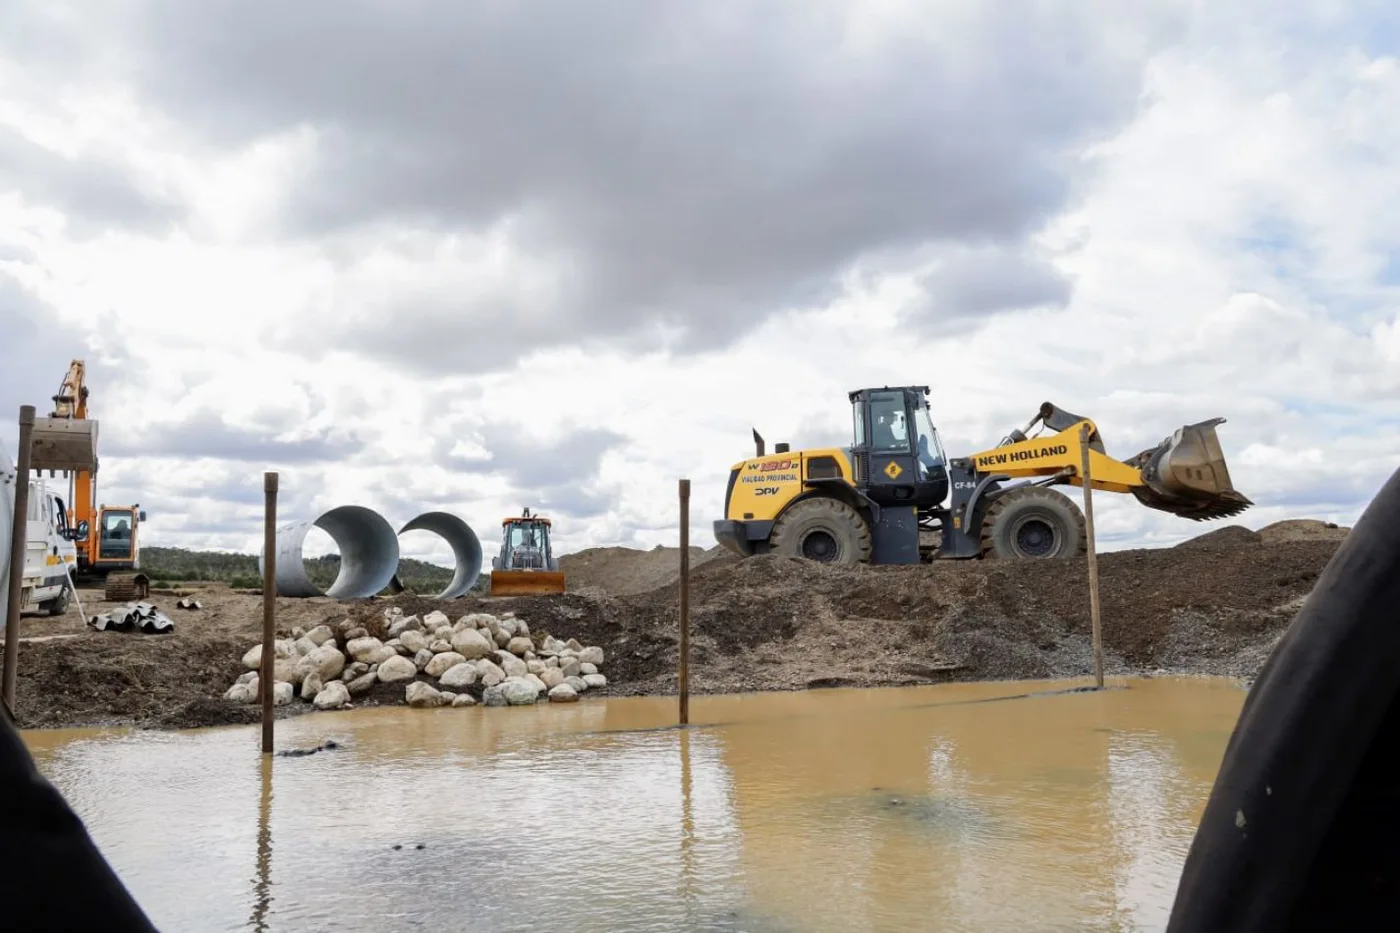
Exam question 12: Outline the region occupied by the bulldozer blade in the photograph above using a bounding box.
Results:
[1126,418,1254,521]
[489,570,566,596]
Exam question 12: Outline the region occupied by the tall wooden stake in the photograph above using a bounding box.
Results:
[1078,424,1104,689]
[261,471,278,753]
[678,478,691,726]
[2,406,36,716]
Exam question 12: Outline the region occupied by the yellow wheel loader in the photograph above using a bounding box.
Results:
[714,386,1252,564]
[489,508,566,596]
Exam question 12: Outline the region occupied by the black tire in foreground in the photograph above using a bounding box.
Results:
[770,497,873,564]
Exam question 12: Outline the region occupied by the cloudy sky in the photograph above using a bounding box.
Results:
[2,1,1398,567]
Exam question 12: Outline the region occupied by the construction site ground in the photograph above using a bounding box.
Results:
[3,519,1349,731]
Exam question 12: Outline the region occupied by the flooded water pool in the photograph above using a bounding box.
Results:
[23,676,1245,932]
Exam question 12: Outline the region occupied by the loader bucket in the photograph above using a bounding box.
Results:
[29,417,98,472]
[489,569,566,597]
[1127,418,1254,521]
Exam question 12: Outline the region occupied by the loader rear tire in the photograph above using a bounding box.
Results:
[770,497,872,564]
[980,487,1086,560]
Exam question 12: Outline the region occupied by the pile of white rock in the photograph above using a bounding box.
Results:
[222,607,608,712]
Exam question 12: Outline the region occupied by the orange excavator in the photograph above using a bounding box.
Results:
[488,507,566,596]
[47,360,149,601]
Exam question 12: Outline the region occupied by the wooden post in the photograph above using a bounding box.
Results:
[1078,424,1104,689]
[2,406,36,716]
[260,472,278,753]
[678,478,690,726]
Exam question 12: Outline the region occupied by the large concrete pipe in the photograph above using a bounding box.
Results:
[398,511,483,599]
[259,505,400,598]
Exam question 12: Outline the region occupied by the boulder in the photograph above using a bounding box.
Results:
[341,661,369,682]
[293,636,318,656]
[406,681,446,708]
[413,649,434,671]
[369,645,399,665]
[224,682,255,703]
[305,624,335,646]
[496,651,527,678]
[540,635,567,656]
[451,628,494,660]
[296,644,346,682]
[423,610,450,630]
[507,636,533,656]
[566,639,584,653]
[429,639,453,654]
[376,655,418,683]
[482,684,508,707]
[492,628,511,648]
[347,672,378,697]
[399,630,429,654]
[433,627,453,642]
[314,681,351,710]
[273,681,295,706]
[451,693,477,707]
[515,619,530,637]
[497,616,520,637]
[524,673,548,694]
[578,646,605,666]
[477,659,506,687]
[242,640,294,670]
[539,667,565,689]
[425,651,467,678]
[300,672,324,701]
[387,614,423,638]
[345,636,385,664]
[526,659,545,675]
[343,626,368,642]
[583,673,607,689]
[500,676,541,705]
[580,662,599,676]
[560,658,581,678]
[455,613,495,633]
[548,683,579,703]
[438,662,477,689]
[565,675,588,693]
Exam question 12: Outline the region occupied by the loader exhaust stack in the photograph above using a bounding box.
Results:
[1127,418,1254,521]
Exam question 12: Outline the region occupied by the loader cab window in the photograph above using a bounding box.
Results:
[866,391,911,453]
[915,404,947,476]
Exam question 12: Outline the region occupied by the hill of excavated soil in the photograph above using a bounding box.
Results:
[8,519,1350,730]
[558,544,729,596]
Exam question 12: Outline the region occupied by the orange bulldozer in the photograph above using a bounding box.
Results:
[488,507,566,596]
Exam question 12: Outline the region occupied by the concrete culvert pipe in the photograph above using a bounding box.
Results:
[259,506,400,599]
[398,511,482,599]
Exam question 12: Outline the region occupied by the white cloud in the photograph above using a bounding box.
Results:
[2,1,1398,568]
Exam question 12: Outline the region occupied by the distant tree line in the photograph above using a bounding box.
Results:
[137,546,487,595]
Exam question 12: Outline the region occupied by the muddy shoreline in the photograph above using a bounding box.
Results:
[5,525,1345,731]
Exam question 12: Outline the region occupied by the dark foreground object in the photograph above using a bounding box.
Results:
[0,709,157,931]
[1167,464,1400,932]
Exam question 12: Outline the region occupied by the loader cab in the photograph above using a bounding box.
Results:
[850,386,949,509]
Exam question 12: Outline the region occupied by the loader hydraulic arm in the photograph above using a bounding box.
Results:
[969,403,1253,521]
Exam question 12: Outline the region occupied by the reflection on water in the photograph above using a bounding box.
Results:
[23,676,1244,932]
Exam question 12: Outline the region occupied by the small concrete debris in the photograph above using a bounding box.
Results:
[175,598,202,610]
[89,601,175,635]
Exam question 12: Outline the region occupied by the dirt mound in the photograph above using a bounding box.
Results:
[1175,525,1263,549]
[1257,518,1350,543]
[558,544,731,596]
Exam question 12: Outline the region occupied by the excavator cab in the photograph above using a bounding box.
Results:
[489,508,566,596]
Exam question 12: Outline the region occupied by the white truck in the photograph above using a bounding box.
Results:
[1,445,80,633]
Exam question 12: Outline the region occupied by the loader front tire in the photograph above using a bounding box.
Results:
[770,497,873,564]
[981,486,1086,560]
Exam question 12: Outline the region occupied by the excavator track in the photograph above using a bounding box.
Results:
[103,572,150,602]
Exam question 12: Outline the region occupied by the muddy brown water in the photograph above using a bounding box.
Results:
[22,676,1245,932]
